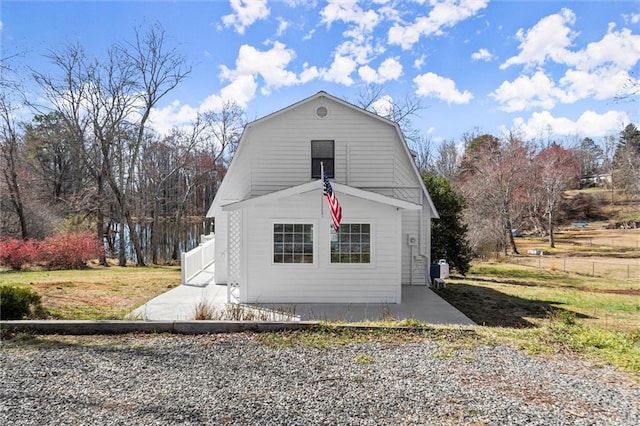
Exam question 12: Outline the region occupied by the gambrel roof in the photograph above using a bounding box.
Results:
[208,91,438,219]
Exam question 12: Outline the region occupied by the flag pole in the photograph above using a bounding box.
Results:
[320,161,324,217]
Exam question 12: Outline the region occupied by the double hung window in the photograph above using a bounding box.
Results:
[311,140,334,178]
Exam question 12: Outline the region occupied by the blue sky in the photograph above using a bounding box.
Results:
[2,0,639,144]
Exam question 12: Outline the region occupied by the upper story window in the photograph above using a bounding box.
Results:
[311,140,334,178]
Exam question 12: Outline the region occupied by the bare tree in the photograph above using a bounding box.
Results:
[459,134,530,256]
[201,100,246,163]
[0,93,29,239]
[141,125,203,264]
[430,139,460,181]
[32,43,111,264]
[355,84,424,145]
[532,144,580,247]
[33,24,191,266]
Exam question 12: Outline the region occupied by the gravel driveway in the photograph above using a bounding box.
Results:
[2,333,638,425]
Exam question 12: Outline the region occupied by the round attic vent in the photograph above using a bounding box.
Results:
[315,106,328,118]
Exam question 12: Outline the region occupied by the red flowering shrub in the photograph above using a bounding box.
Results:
[0,239,39,270]
[39,232,104,270]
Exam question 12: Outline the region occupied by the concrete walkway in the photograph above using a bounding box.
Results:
[131,283,474,325]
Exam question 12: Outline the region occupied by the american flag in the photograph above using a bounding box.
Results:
[323,172,342,232]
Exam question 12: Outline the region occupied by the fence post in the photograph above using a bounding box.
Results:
[181,252,186,284]
[563,258,566,273]
[592,262,595,277]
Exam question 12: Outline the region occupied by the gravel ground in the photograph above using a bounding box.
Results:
[1,333,639,425]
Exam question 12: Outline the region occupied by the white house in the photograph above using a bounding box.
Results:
[206,91,439,304]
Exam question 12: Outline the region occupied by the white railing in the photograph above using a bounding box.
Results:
[181,233,215,284]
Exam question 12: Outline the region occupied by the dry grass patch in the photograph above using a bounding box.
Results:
[0,265,180,319]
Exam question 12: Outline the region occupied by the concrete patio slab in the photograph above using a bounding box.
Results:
[131,283,474,325]
[130,283,227,321]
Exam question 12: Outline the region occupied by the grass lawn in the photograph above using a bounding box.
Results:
[0,264,180,319]
[433,262,640,375]
[437,262,639,330]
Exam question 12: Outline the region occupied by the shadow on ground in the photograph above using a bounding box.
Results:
[434,283,592,328]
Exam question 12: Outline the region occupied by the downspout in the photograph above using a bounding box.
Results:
[419,191,428,285]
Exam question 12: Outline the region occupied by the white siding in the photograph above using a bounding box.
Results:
[213,207,227,284]
[240,190,401,303]
[209,92,437,302]
[246,98,403,196]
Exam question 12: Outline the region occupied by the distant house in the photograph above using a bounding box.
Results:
[206,91,439,304]
[579,173,611,188]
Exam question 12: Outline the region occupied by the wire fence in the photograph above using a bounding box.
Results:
[505,255,640,281]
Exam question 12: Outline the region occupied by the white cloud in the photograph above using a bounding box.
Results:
[471,48,494,61]
[564,28,640,71]
[275,17,289,36]
[220,42,299,91]
[358,65,378,83]
[560,67,638,102]
[335,39,377,64]
[414,72,473,104]
[320,0,383,67]
[501,8,576,70]
[299,63,321,83]
[358,57,403,83]
[623,13,640,25]
[320,0,380,31]
[510,110,629,139]
[495,18,640,112]
[149,101,198,135]
[369,94,395,117]
[149,75,259,134]
[501,12,640,72]
[321,54,357,85]
[199,75,258,112]
[222,0,270,35]
[491,71,564,112]
[413,55,426,69]
[388,0,489,50]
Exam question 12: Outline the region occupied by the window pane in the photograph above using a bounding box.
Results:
[311,140,334,178]
[274,223,314,264]
[311,140,334,156]
[330,223,370,264]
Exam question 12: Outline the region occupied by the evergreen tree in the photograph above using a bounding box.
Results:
[423,173,473,275]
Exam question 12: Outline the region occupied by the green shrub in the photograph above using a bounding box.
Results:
[0,286,43,320]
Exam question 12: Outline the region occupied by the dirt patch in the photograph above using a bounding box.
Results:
[575,287,640,296]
